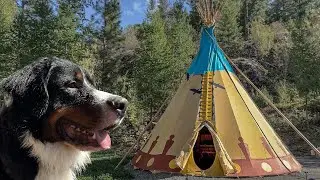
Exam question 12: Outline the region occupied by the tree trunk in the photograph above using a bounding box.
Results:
[149,100,153,122]
[305,95,308,120]
[244,0,249,41]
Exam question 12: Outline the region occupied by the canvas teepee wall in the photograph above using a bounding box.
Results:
[131,1,302,177]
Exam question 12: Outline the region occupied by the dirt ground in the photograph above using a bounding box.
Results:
[130,156,320,180]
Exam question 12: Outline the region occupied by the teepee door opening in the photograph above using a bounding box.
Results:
[193,126,216,170]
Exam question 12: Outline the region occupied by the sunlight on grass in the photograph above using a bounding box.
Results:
[78,150,133,180]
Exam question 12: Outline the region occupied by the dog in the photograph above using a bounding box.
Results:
[0,57,128,180]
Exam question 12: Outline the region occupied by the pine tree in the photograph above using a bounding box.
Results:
[188,0,201,34]
[215,0,243,58]
[0,0,17,79]
[289,17,320,96]
[134,10,173,120]
[55,0,87,63]
[268,0,320,23]
[10,0,57,67]
[247,0,274,56]
[0,0,16,32]
[95,0,124,93]
[168,0,196,82]
[158,0,169,19]
[240,0,268,38]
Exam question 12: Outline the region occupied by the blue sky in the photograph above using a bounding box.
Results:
[85,0,189,28]
[86,0,150,28]
[120,0,149,27]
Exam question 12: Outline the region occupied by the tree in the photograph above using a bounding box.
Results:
[94,0,124,93]
[0,0,17,79]
[134,10,173,120]
[10,0,57,68]
[289,19,320,96]
[0,0,16,32]
[215,0,244,58]
[168,0,196,81]
[55,0,87,63]
[267,22,292,82]
[250,19,274,56]
[188,0,202,34]
[158,0,169,19]
[268,0,320,23]
[240,0,268,39]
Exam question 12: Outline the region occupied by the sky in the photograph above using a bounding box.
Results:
[86,0,151,28]
[120,0,150,27]
[85,0,190,28]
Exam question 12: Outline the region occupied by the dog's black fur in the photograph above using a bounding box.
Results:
[0,57,128,180]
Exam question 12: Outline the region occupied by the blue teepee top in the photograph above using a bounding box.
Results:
[187,26,234,75]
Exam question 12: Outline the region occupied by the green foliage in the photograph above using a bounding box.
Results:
[250,0,268,21]
[17,0,57,66]
[134,11,174,118]
[250,19,275,56]
[268,0,320,23]
[289,18,320,95]
[307,95,320,114]
[4,0,89,70]
[267,22,292,81]
[94,0,124,93]
[0,0,16,32]
[275,81,300,105]
[158,0,169,19]
[188,0,202,34]
[55,0,87,62]
[132,2,195,122]
[0,0,16,79]
[168,1,196,83]
[215,0,244,57]
[253,86,273,108]
[240,0,268,38]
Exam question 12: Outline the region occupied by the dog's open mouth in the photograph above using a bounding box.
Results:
[56,111,120,151]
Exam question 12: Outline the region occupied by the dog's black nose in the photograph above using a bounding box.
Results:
[107,97,128,114]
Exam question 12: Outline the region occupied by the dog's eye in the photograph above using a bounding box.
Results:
[67,81,78,89]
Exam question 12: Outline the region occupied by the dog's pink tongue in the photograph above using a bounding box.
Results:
[96,131,111,149]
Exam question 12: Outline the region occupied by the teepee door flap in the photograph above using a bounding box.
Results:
[176,122,237,175]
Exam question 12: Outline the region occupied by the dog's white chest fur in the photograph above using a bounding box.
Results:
[22,131,91,180]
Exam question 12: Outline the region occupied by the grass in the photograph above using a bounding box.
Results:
[77,149,134,180]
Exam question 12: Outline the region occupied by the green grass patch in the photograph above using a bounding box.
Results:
[78,149,134,180]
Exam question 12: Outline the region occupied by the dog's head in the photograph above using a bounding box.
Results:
[0,57,128,151]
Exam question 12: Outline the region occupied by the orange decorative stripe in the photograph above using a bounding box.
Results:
[132,150,181,173]
[229,155,302,177]
[132,150,301,177]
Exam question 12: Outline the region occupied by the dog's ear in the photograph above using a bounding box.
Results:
[0,57,55,118]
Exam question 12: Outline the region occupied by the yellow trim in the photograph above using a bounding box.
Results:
[199,72,214,121]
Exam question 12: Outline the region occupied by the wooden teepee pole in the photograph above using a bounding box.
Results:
[196,0,217,26]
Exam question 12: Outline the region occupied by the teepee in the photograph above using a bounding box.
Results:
[131,0,302,177]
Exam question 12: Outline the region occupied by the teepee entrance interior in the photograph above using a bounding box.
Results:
[193,126,216,170]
